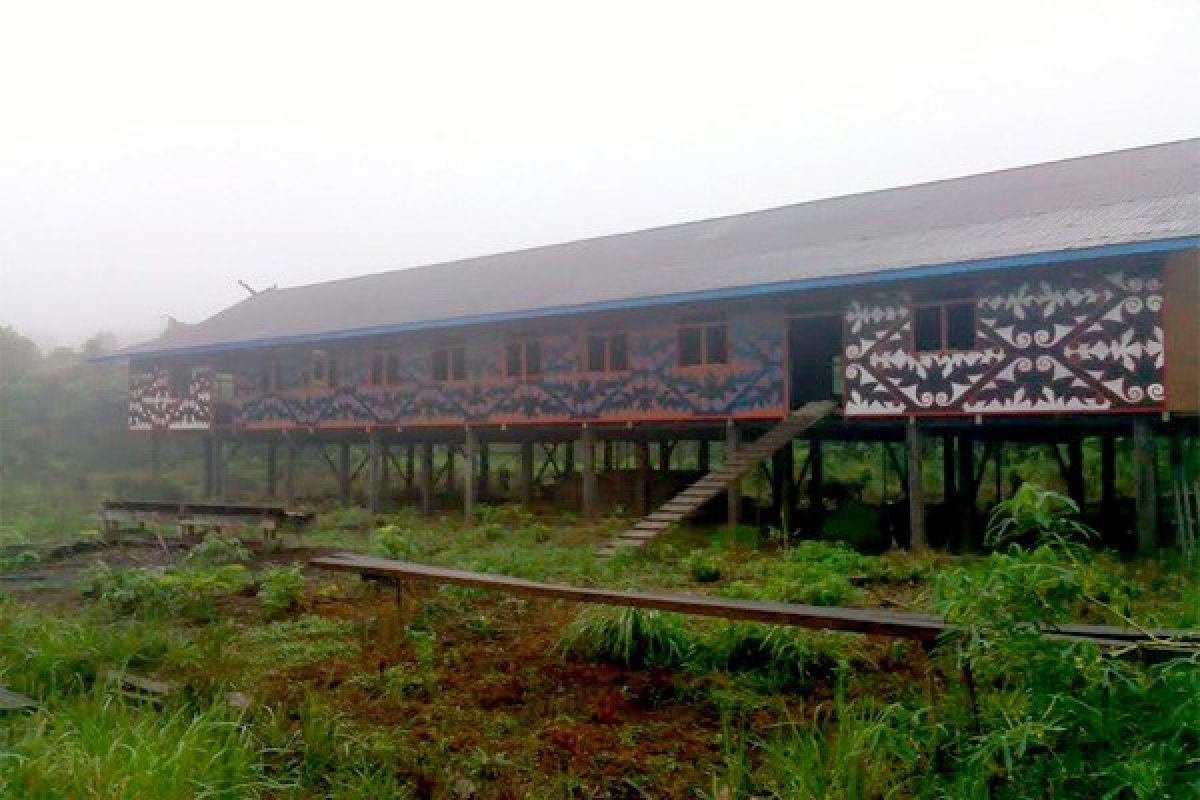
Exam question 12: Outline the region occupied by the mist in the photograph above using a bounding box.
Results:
[2,0,1198,349]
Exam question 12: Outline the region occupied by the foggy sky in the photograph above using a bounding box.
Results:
[2,0,1198,350]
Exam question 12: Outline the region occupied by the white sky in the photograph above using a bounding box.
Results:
[1,0,1198,349]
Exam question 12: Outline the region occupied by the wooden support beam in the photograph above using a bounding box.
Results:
[580,426,597,517]
[203,436,214,498]
[658,440,672,472]
[906,417,927,550]
[445,445,456,493]
[366,431,381,515]
[1101,435,1116,528]
[774,442,795,535]
[807,437,824,524]
[405,444,416,488]
[957,432,975,548]
[942,433,956,505]
[265,439,277,499]
[212,436,226,502]
[635,439,650,517]
[478,440,490,502]
[603,440,614,472]
[419,442,434,516]
[1132,419,1158,555]
[338,441,352,507]
[698,439,710,473]
[993,441,1004,502]
[463,428,478,521]
[520,441,535,507]
[563,441,575,477]
[1067,436,1085,508]
[150,431,162,482]
[285,438,299,507]
[725,420,741,527]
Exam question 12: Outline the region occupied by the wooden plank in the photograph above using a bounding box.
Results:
[311,554,949,640]
[311,554,1198,652]
[0,686,36,712]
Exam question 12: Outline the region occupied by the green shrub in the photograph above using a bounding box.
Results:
[370,526,422,560]
[183,533,251,567]
[684,551,722,583]
[259,565,304,620]
[556,607,695,669]
[81,563,254,621]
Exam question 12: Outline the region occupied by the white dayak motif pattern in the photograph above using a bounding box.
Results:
[129,366,213,430]
[843,268,1165,417]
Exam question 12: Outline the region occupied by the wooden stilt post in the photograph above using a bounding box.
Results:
[203,435,214,498]
[906,417,927,550]
[213,436,226,502]
[993,441,1004,503]
[563,442,575,477]
[698,439,710,473]
[603,440,614,473]
[658,439,671,472]
[265,439,278,499]
[419,442,434,516]
[957,432,975,548]
[726,420,741,527]
[1067,435,1085,508]
[285,437,299,507]
[1101,434,1116,529]
[520,440,535,507]
[338,441,351,507]
[580,425,597,517]
[405,444,416,489]
[445,445,455,496]
[151,431,162,482]
[775,442,795,535]
[1132,418,1158,555]
[478,440,489,502]
[635,439,650,517]
[942,433,956,506]
[808,437,824,526]
[463,428,478,522]
[367,430,381,515]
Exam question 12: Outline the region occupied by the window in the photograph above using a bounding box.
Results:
[678,321,728,367]
[261,361,280,392]
[432,344,466,381]
[506,338,542,378]
[370,352,385,386]
[586,330,629,372]
[384,352,401,385]
[913,301,975,352]
[310,351,328,386]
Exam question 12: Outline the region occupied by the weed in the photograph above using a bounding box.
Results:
[557,607,695,669]
[259,565,304,620]
[685,551,722,583]
[183,533,251,567]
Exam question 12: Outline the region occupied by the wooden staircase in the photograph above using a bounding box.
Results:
[597,400,835,558]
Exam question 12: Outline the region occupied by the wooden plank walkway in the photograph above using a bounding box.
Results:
[310,553,1198,651]
[597,400,835,557]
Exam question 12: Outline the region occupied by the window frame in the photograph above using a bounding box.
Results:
[584,329,630,374]
[910,299,977,354]
[676,320,729,368]
[432,343,467,383]
[505,337,543,379]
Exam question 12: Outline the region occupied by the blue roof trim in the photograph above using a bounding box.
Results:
[102,235,1200,362]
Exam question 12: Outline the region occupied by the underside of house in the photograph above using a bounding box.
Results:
[108,138,1200,552]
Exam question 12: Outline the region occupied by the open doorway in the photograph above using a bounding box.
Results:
[787,315,843,409]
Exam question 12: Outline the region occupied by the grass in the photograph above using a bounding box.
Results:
[0,487,1196,798]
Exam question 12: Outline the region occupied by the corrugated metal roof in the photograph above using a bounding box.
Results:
[115,138,1200,359]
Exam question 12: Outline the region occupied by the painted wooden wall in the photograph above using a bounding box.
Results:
[142,311,786,431]
[128,366,213,430]
[1163,249,1200,412]
[842,262,1167,417]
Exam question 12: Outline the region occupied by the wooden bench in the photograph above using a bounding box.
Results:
[309,553,1198,658]
[101,500,312,548]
